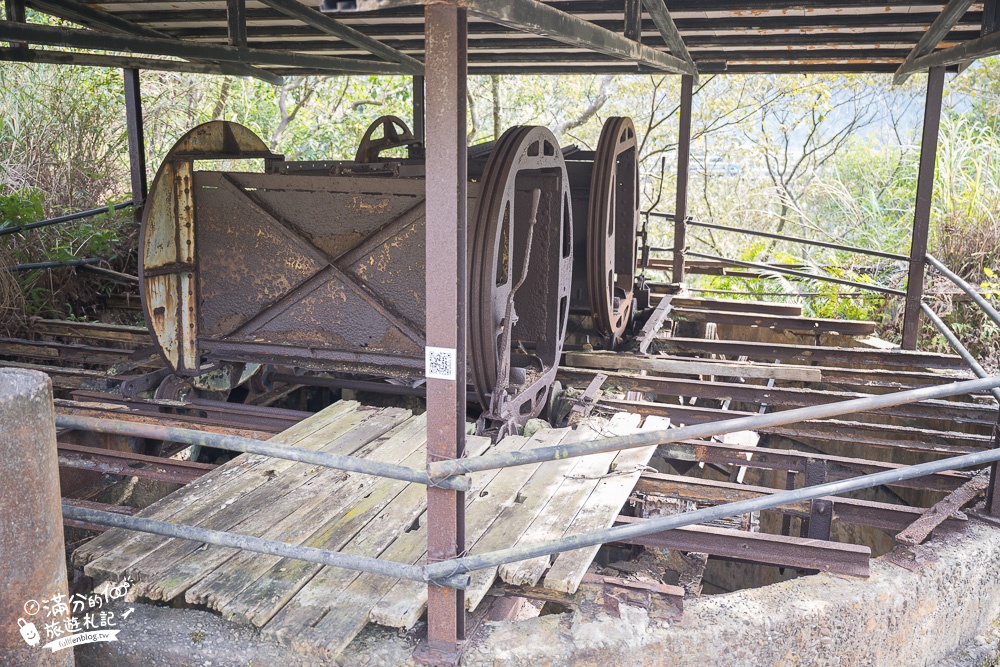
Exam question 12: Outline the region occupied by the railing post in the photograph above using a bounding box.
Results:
[421,1,468,661]
[0,369,74,666]
[413,74,425,146]
[123,68,147,225]
[902,66,945,350]
[672,74,693,284]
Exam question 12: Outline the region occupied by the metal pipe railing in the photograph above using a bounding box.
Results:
[61,504,441,586]
[426,441,1000,587]
[66,438,1000,591]
[55,414,470,492]
[428,374,1000,478]
[645,211,908,262]
[5,257,105,271]
[686,251,904,296]
[685,218,909,262]
[926,254,1000,328]
[0,201,134,237]
[920,303,1000,402]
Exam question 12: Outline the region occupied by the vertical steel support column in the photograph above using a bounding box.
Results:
[4,0,26,51]
[987,418,1000,517]
[902,66,945,350]
[226,0,248,47]
[413,75,425,145]
[623,0,641,41]
[423,2,467,654]
[672,74,694,284]
[0,369,73,667]
[123,68,148,224]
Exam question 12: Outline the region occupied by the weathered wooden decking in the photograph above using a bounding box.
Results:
[72,400,663,657]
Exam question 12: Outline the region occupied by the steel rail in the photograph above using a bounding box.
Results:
[0,202,133,237]
[926,254,1000,329]
[686,251,905,296]
[61,504,449,586]
[426,440,1000,586]
[55,414,470,492]
[428,374,1000,478]
[685,219,909,262]
[920,304,1000,402]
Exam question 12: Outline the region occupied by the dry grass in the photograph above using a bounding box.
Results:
[0,247,26,337]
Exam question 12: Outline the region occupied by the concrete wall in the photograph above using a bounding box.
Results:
[457,521,1000,667]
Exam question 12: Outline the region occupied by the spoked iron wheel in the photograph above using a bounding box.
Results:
[469,126,573,427]
[587,117,640,338]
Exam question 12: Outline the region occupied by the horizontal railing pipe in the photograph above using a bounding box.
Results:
[686,251,905,296]
[686,219,909,262]
[426,442,1000,586]
[0,201,133,237]
[920,303,1000,402]
[5,257,104,271]
[55,414,470,492]
[926,254,1000,328]
[428,374,1000,478]
[60,504,452,586]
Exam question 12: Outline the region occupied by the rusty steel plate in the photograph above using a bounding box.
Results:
[140,120,571,427]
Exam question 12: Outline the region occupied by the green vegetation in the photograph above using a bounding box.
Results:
[1,57,998,366]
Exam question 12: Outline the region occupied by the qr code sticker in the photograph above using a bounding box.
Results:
[425,346,456,380]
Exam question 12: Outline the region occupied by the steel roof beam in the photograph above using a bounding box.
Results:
[350,0,696,75]
[906,27,1000,71]
[893,0,975,83]
[26,0,282,83]
[642,0,696,73]
[259,0,422,74]
[0,21,406,74]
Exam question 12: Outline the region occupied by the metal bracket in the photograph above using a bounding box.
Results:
[413,640,466,667]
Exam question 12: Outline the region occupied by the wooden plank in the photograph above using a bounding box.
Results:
[118,407,411,608]
[72,399,359,567]
[212,419,456,629]
[654,336,968,371]
[77,401,364,577]
[364,428,571,632]
[83,403,379,582]
[261,432,494,642]
[670,296,803,317]
[635,295,674,355]
[32,318,151,346]
[265,434,527,652]
[895,470,990,546]
[0,337,157,367]
[461,430,583,611]
[498,413,643,587]
[672,307,876,335]
[542,415,669,594]
[149,413,430,604]
[563,350,823,382]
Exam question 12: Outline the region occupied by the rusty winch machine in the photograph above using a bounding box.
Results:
[139,115,641,431]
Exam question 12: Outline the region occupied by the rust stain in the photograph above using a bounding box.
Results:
[351,196,391,214]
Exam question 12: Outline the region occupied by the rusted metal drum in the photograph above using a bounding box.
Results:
[0,369,73,667]
[139,121,571,427]
[566,116,641,339]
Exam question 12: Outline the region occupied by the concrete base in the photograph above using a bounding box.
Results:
[77,520,1000,667]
